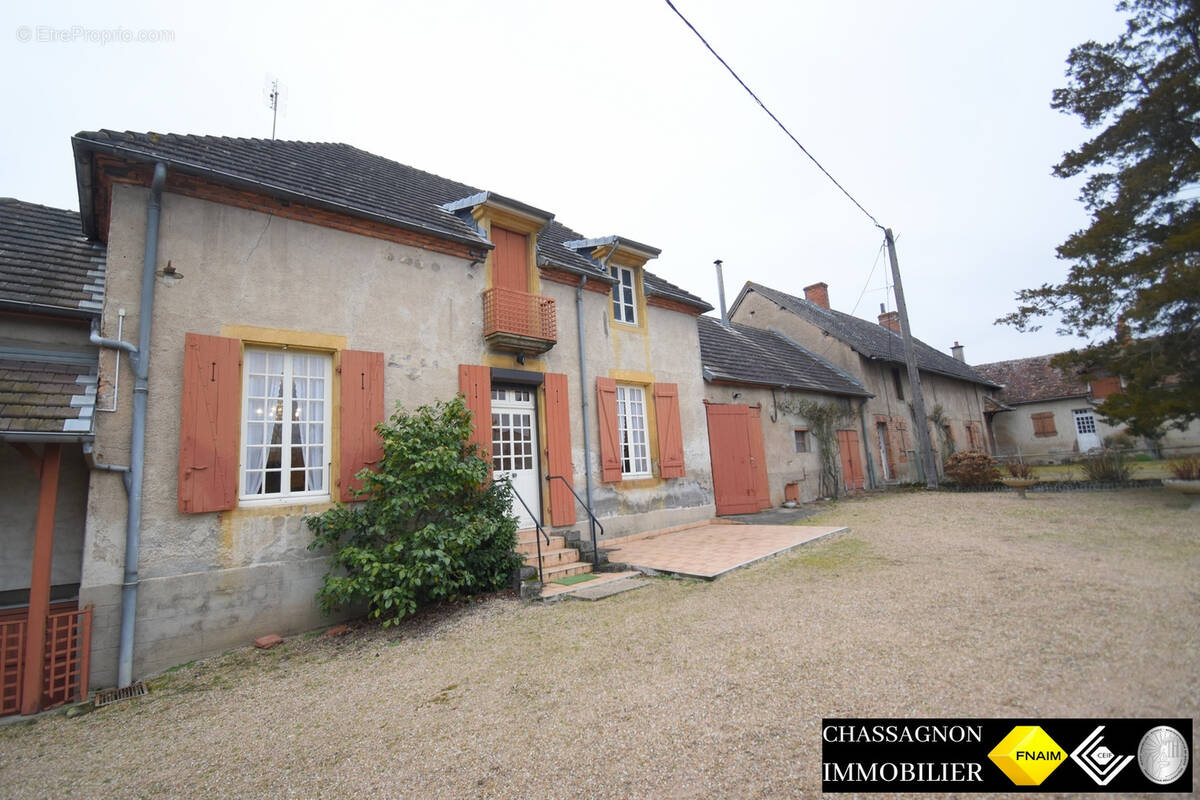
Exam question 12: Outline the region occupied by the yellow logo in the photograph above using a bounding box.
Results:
[988,726,1067,785]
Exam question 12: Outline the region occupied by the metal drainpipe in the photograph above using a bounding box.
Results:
[576,277,596,549]
[857,398,877,489]
[117,162,166,688]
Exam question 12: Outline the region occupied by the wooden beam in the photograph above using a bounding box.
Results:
[20,443,60,716]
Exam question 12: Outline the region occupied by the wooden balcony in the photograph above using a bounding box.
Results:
[482,287,557,354]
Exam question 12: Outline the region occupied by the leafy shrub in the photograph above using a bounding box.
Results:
[1168,457,1200,480]
[1006,461,1035,479]
[307,396,523,626]
[943,450,1000,487]
[1080,448,1131,482]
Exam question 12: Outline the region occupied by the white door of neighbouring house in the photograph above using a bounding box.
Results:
[491,387,540,530]
[1073,408,1102,452]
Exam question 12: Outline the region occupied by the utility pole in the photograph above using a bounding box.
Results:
[883,228,939,489]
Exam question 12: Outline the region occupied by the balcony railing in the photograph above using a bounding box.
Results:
[482,287,557,354]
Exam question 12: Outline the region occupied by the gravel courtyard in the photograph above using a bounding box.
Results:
[2,489,1197,798]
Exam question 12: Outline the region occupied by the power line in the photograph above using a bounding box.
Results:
[849,237,887,317]
[664,0,882,229]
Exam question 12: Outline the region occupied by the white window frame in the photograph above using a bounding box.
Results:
[610,264,638,325]
[616,384,651,478]
[239,346,333,506]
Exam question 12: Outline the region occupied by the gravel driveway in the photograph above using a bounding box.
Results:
[2,489,1197,798]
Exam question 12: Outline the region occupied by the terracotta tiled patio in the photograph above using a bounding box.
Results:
[601,522,847,579]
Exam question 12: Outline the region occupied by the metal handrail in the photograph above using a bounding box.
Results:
[545,474,603,568]
[493,476,550,584]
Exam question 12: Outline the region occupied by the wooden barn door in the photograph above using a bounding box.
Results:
[836,429,865,492]
[706,404,771,515]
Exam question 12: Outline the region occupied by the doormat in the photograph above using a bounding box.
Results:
[94,681,148,708]
[552,573,601,586]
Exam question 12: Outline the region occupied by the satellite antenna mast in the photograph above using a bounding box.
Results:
[262,75,287,140]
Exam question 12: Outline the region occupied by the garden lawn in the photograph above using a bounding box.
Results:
[1,489,1197,798]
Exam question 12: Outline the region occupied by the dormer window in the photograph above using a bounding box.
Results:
[610,264,637,324]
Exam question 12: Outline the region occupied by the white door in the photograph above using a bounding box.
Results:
[491,387,540,529]
[1073,409,1102,452]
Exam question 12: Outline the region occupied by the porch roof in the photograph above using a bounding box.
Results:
[0,352,98,440]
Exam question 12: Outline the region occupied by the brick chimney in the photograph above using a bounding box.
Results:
[878,311,900,332]
[951,341,965,362]
[803,282,830,309]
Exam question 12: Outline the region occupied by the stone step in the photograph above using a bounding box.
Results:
[523,547,579,568]
[541,560,594,581]
[516,535,566,555]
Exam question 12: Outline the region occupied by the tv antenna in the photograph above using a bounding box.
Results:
[262,75,288,140]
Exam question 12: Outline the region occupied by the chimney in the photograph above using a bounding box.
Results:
[714,260,729,327]
[803,282,830,309]
[951,341,965,362]
[878,310,901,332]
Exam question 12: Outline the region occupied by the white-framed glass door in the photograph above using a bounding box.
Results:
[1073,408,1102,452]
[491,387,540,529]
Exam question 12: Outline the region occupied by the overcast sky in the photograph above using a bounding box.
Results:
[2,0,1127,365]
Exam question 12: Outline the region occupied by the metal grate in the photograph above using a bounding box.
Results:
[94,681,148,708]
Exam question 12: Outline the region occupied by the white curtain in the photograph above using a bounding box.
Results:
[244,374,283,495]
[291,356,324,492]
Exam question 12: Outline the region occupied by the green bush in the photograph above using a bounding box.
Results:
[1080,448,1132,482]
[306,396,523,626]
[943,450,1001,487]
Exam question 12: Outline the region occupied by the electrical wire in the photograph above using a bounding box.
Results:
[849,237,887,317]
[664,0,883,230]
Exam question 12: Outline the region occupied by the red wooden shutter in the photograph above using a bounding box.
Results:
[459,364,492,476]
[595,377,622,482]
[491,227,529,292]
[178,333,241,513]
[652,383,686,478]
[544,373,575,526]
[338,350,385,502]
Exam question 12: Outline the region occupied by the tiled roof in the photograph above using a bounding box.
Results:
[0,198,106,316]
[973,354,1088,405]
[0,354,98,436]
[645,272,712,311]
[698,316,870,397]
[736,282,999,387]
[72,130,710,310]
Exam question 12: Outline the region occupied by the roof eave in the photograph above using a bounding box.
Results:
[71,135,493,251]
[0,298,100,321]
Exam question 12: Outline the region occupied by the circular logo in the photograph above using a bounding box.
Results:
[1137,726,1189,785]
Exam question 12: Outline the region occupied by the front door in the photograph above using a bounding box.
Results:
[491,387,540,529]
[1073,408,1102,452]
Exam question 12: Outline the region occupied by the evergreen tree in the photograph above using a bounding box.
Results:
[1000,0,1200,433]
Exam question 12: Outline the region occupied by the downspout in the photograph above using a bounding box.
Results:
[576,278,596,539]
[857,398,877,489]
[117,162,166,688]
